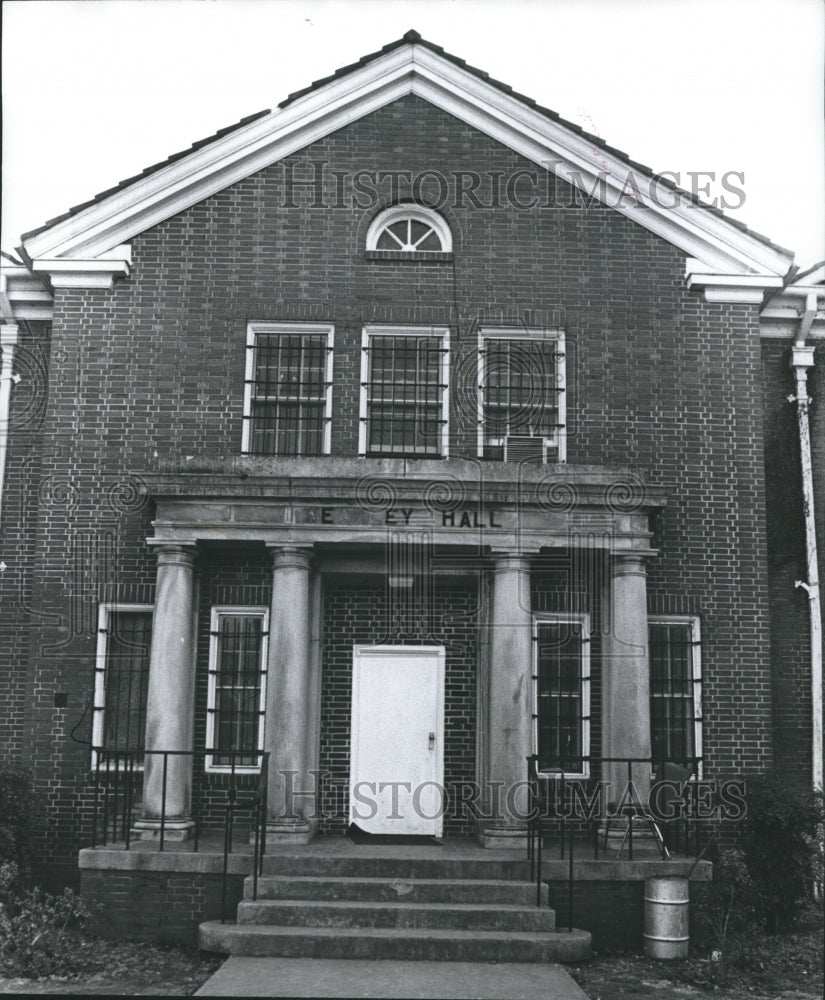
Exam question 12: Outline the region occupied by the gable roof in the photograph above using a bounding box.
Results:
[20,30,793,289]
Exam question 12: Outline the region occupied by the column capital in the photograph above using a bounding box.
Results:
[148,542,198,567]
[610,549,656,576]
[267,544,314,571]
[490,552,531,574]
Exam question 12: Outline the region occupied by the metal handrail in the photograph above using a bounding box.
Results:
[527,753,707,931]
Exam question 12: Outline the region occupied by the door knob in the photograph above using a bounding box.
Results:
[428,731,435,749]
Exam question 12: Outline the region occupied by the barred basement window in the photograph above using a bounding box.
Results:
[359,326,450,457]
[206,607,269,772]
[479,329,566,463]
[92,604,153,769]
[365,205,452,253]
[649,617,703,774]
[533,615,590,778]
[242,323,333,456]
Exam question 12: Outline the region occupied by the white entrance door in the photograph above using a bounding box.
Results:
[350,645,445,837]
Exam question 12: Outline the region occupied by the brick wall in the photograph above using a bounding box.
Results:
[80,868,244,945]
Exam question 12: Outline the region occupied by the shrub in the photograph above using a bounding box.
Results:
[0,766,42,873]
[697,847,756,984]
[741,771,824,932]
[0,861,96,978]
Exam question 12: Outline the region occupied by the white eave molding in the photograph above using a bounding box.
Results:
[0,262,54,322]
[30,244,132,290]
[20,41,793,291]
[686,258,785,304]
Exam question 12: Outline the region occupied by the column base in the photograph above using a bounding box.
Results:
[266,818,314,845]
[477,823,529,851]
[131,819,196,842]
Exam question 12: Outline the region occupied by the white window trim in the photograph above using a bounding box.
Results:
[92,603,154,771]
[365,204,453,253]
[648,615,703,780]
[532,612,590,780]
[241,322,334,456]
[206,606,269,773]
[477,327,566,463]
[359,325,450,458]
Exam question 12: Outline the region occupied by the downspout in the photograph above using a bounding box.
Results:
[789,291,823,794]
[0,322,20,527]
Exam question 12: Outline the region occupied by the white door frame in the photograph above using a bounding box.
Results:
[350,644,446,836]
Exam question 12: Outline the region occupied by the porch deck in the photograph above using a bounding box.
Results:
[79,831,712,880]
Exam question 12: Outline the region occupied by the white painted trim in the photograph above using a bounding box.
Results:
[365,204,453,252]
[532,613,591,780]
[0,264,53,321]
[21,41,793,279]
[648,614,703,780]
[241,322,335,457]
[32,258,130,290]
[205,605,269,773]
[92,603,154,771]
[358,326,370,456]
[360,324,450,458]
[350,643,446,837]
[478,327,566,463]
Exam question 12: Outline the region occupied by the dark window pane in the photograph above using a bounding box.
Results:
[101,611,152,763]
[247,332,329,456]
[536,622,583,771]
[483,339,560,454]
[211,615,264,767]
[649,623,697,764]
[366,336,444,456]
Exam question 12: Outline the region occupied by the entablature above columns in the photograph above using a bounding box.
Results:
[141,457,666,555]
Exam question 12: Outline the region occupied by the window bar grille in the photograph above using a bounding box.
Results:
[97,611,151,769]
[649,623,701,769]
[208,618,266,768]
[533,626,588,774]
[480,341,564,459]
[362,337,448,457]
[243,334,333,457]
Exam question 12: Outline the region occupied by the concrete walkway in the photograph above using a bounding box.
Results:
[195,957,589,998]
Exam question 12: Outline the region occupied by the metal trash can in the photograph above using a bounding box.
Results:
[643,876,689,959]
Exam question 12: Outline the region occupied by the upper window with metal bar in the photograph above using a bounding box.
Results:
[478,328,566,463]
[241,323,334,457]
[365,205,453,258]
[359,325,451,458]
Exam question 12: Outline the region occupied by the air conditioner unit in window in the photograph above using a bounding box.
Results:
[503,435,549,463]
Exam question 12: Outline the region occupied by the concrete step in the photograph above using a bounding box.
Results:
[199,922,592,963]
[237,899,556,932]
[247,875,549,906]
[259,854,531,880]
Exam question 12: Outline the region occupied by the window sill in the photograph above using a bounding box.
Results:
[365,250,453,263]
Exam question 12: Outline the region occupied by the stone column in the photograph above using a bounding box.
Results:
[602,552,652,811]
[480,554,533,847]
[265,545,315,843]
[134,543,198,840]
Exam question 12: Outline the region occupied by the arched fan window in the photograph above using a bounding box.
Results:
[366,205,452,254]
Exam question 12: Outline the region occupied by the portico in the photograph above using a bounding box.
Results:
[133,457,664,845]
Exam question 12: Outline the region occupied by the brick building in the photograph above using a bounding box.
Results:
[1,33,822,947]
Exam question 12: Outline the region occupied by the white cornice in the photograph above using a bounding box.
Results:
[21,41,794,282]
[0,263,54,322]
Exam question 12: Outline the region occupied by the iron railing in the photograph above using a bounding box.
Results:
[526,754,707,930]
[89,749,269,922]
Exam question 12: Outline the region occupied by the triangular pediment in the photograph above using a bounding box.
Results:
[21,31,793,286]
